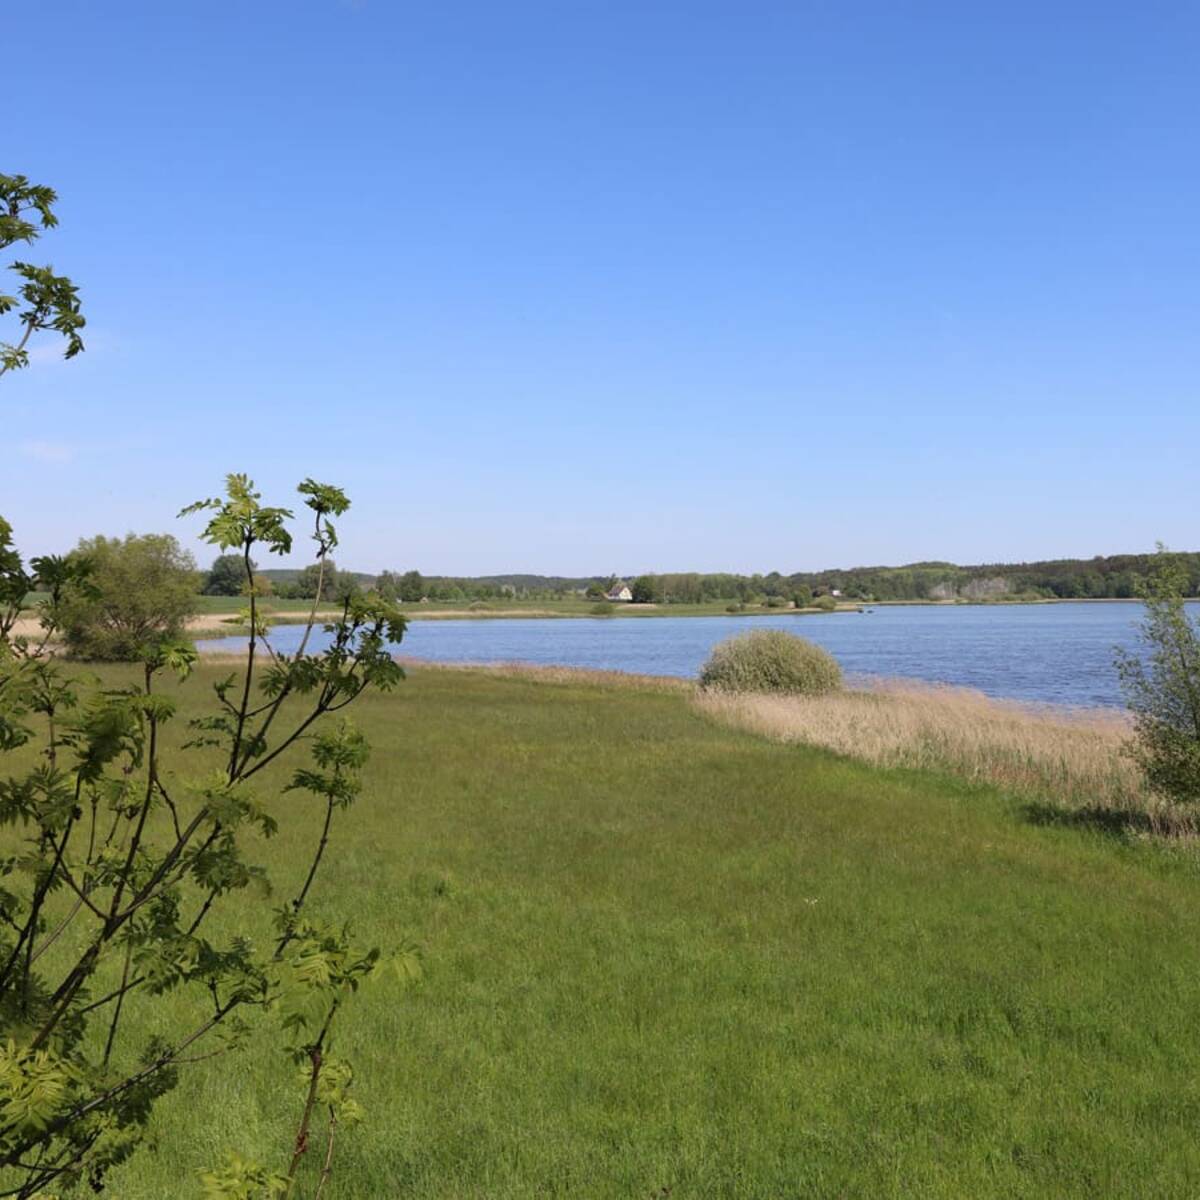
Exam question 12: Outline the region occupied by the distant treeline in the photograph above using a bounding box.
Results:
[231,554,1200,603]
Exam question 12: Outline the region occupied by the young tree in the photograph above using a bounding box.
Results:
[59,533,199,660]
[204,552,254,596]
[1,173,85,380]
[0,474,410,1196]
[1117,548,1200,804]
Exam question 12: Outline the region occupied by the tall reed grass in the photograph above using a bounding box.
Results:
[697,678,1193,835]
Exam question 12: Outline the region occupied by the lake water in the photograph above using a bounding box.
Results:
[197,601,1192,709]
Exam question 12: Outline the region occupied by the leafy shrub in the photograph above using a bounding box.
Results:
[59,532,198,659]
[765,595,788,608]
[700,629,842,695]
[725,602,745,613]
[813,594,837,612]
[591,601,615,616]
[1118,549,1200,803]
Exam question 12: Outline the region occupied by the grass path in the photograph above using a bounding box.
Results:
[79,666,1200,1197]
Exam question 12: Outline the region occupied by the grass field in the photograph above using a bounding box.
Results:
[10,664,1200,1197]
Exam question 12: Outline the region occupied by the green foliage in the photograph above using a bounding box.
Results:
[0,173,84,379]
[0,475,409,1197]
[373,570,423,604]
[199,1152,287,1198]
[287,562,338,602]
[699,629,842,695]
[630,576,661,604]
[398,571,424,603]
[58,533,199,661]
[1117,548,1200,804]
[204,554,254,597]
[764,595,788,608]
[383,551,1200,607]
[374,571,398,602]
[590,601,614,617]
[813,594,837,612]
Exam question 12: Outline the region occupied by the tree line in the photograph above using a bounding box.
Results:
[24,541,1200,619]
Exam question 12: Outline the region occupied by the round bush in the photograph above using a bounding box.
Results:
[699,629,842,695]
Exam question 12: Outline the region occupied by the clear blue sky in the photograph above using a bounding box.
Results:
[6,1,1198,576]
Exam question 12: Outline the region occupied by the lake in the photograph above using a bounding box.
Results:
[196,601,1191,709]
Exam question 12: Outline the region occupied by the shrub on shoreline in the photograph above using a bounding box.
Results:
[700,629,842,696]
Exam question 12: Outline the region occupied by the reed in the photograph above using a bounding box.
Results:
[696,678,1194,834]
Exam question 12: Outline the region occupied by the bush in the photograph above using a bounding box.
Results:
[765,595,788,608]
[1118,549,1200,803]
[726,602,745,613]
[814,594,837,612]
[60,532,198,660]
[699,629,842,695]
[591,601,615,616]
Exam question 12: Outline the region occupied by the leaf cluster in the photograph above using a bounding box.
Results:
[0,174,84,378]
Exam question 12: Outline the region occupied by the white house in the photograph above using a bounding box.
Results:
[605,582,633,602]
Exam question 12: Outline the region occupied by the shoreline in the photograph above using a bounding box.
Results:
[196,648,1129,718]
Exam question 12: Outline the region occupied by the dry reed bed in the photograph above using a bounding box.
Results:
[696,679,1194,835]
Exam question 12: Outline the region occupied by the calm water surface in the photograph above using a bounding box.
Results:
[198,602,1194,709]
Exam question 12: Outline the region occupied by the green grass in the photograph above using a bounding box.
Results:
[193,594,321,614]
[13,665,1200,1196]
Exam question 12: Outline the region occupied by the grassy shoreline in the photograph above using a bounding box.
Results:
[14,662,1180,1196]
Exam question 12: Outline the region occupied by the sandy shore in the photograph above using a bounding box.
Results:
[5,610,342,641]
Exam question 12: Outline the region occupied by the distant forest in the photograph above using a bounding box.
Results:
[254,552,1200,603]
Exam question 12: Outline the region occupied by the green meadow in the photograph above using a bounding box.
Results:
[18,663,1200,1197]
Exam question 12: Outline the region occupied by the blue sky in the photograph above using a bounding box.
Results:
[5,1,1198,576]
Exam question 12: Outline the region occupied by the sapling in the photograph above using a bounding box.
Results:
[0,474,411,1197]
[1117,547,1200,805]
